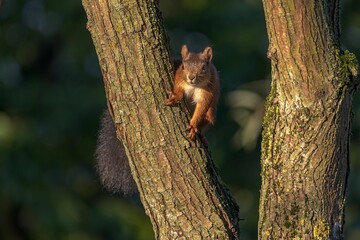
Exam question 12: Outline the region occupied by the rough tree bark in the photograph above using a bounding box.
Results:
[259,0,358,239]
[82,0,240,239]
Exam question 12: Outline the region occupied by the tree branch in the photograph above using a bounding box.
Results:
[82,0,240,238]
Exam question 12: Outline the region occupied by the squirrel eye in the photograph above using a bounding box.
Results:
[202,65,206,72]
[182,64,185,70]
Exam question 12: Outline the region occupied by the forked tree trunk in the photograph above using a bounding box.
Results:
[259,0,358,239]
[82,0,240,239]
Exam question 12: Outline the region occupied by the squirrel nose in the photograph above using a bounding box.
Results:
[188,75,196,81]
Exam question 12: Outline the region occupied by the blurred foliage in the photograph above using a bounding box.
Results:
[0,0,359,239]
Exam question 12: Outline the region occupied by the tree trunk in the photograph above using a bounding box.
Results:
[82,0,240,239]
[259,0,358,239]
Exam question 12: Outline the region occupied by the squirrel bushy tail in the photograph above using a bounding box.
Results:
[95,45,217,194]
[95,110,137,195]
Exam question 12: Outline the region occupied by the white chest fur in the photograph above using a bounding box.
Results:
[183,84,203,104]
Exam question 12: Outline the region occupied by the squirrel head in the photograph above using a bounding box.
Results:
[181,45,213,86]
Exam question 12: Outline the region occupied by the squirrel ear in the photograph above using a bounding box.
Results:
[202,47,213,62]
[181,45,189,59]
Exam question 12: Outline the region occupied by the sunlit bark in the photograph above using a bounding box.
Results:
[259,0,358,239]
[82,0,241,239]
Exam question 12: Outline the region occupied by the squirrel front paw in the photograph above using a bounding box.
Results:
[164,97,176,106]
[186,125,208,148]
[186,124,199,140]
[164,90,178,105]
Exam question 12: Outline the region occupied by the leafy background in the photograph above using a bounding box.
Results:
[1,0,360,239]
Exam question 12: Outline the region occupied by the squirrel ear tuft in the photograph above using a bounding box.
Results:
[181,45,189,59]
[202,47,213,62]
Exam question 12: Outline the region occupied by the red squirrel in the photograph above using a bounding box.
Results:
[165,45,220,145]
[95,45,219,194]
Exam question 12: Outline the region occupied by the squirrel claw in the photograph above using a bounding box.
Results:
[164,91,179,106]
[186,125,198,140]
[164,98,173,106]
[164,90,176,106]
[186,125,208,148]
[167,89,174,96]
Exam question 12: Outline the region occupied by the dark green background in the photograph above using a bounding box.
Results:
[1,0,360,239]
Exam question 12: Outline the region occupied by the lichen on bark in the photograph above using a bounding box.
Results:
[82,0,240,239]
[259,0,358,239]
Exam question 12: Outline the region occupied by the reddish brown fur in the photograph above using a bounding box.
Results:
[165,45,220,144]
